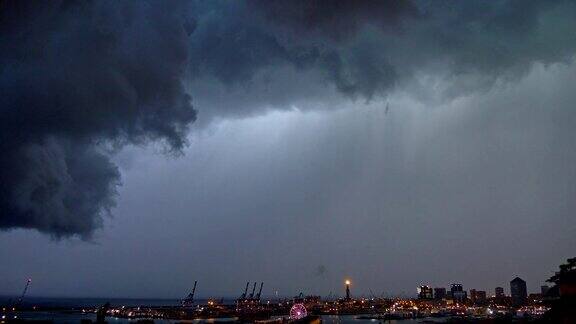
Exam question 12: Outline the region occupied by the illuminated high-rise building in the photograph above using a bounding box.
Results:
[450,283,467,303]
[510,277,527,307]
[417,285,433,299]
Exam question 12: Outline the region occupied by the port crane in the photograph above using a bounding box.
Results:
[13,278,32,308]
[241,282,250,299]
[181,280,197,307]
[256,282,263,300]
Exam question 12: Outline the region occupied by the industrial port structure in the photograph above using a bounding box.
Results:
[2,257,575,323]
[0,278,554,323]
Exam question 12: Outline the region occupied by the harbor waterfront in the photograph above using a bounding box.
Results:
[0,310,449,324]
[0,298,549,324]
[1,257,575,323]
[2,257,572,324]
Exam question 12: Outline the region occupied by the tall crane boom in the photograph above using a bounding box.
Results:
[191,280,197,300]
[249,282,257,299]
[17,278,31,306]
[181,280,197,307]
[256,282,264,300]
[241,282,249,299]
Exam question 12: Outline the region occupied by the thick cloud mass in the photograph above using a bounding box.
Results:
[0,1,196,238]
[1,0,576,238]
[189,0,576,114]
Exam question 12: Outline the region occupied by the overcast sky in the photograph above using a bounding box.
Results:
[1,1,575,299]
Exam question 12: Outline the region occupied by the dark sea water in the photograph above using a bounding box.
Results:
[4,314,447,324]
[1,296,191,308]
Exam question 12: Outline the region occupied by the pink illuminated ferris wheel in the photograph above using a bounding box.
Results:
[289,303,307,320]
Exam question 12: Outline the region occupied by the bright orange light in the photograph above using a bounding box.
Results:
[345,280,351,285]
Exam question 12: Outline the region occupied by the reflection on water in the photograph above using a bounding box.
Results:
[3,299,445,324]
[11,312,447,324]
[321,315,446,324]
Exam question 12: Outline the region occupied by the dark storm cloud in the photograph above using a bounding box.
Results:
[2,0,576,238]
[0,1,196,238]
[251,0,420,41]
[186,0,576,121]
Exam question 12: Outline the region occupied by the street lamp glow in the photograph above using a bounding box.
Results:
[345,280,351,285]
